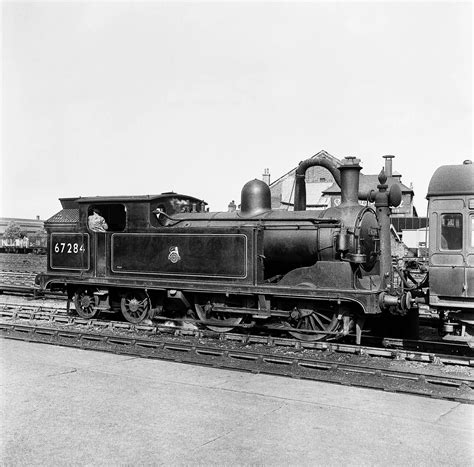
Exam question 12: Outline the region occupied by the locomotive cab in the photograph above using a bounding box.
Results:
[37,192,207,288]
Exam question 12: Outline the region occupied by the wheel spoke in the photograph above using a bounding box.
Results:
[309,314,320,331]
[303,317,311,331]
[311,313,325,329]
[314,311,332,323]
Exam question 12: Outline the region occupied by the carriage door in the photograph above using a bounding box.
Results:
[429,199,466,299]
[439,212,465,297]
[468,209,474,298]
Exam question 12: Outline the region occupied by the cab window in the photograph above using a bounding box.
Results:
[440,213,462,250]
[88,204,126,232]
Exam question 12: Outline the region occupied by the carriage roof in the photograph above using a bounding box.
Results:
[426,161,474,198]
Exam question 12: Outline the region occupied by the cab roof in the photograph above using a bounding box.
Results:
[60,193,206,208]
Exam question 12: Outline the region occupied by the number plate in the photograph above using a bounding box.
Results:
[50,233,89,270]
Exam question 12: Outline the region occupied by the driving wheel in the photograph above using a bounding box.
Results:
[288,309,341,341]
[195,303,243,333]
[121,291,150,324]
[73,288,99,319]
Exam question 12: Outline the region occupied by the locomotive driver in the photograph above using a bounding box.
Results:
[88,208,108,232]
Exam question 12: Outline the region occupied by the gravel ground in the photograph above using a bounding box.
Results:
[0,253,46,273]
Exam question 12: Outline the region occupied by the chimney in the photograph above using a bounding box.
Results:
[383,155,394,178]
[339,157,362,207]
[36,215,40,220]
[262,168,271,186]
[227,200,236,212]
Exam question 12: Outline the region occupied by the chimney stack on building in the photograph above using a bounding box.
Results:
[262,168,271,186]
[227,200,236,212]
[383,155,394,178]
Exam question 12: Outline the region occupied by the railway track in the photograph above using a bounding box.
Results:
[1,301,473,404]
[0,272,37,292]
[0,253,47,293]
[1,299,473,362]
[0,280,64,298]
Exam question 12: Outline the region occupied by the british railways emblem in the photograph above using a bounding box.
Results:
[168,246,181,263]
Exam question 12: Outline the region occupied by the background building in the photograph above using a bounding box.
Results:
[0,216,44,237]
[0,216,46,251]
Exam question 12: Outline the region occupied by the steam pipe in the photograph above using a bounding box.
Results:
[294,154,342,211]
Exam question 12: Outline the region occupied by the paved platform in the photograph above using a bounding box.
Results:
[1,339,473,465]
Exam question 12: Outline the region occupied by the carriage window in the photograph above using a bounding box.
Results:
[440,213,463,250]
[88,204,126,232]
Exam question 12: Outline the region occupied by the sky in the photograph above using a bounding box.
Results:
[1,1,472,220]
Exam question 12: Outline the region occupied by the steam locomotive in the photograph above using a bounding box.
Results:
[35,154,474,343]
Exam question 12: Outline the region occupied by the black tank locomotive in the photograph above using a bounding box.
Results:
[35,155,415,343]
